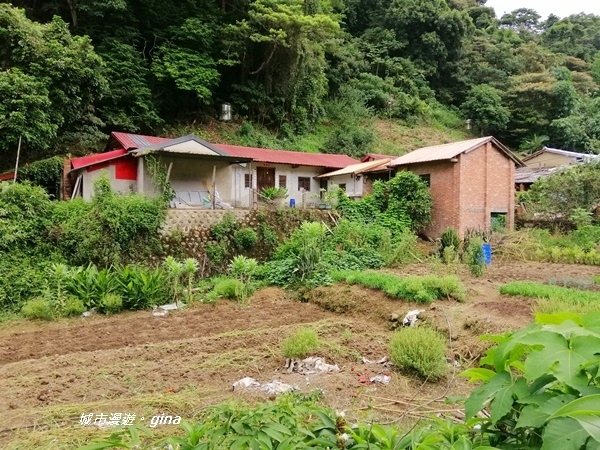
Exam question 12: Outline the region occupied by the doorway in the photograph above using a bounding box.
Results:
[256,167,275,192]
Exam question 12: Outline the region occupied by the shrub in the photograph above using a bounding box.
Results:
[213,278,246,301]
[439,227,461,258]
[258,223,278,247]
[113,265,168,310]
[63,298,86,317]
[21,297,54,320]
[233,227,258,249]
[99,293,123,315]
[331,271,466,303]
[464,237,485,277]
[211,213,238,240]
[390,327,447,380]
[281,329,321,359]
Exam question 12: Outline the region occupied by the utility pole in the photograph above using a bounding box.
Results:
[13,136,22,182]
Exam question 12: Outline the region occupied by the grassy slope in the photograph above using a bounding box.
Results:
[166,116,472,156]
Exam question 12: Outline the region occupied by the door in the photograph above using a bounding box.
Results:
[257,167,275,192]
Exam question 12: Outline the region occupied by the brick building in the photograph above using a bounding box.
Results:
[389,137,524,238]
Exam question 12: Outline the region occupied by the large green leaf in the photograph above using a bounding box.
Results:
[516,394,577,429]
[520,331,600,388]
[541,417,589,450]
[465,371,514,421]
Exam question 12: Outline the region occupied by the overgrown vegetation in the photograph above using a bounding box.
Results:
[390,327,447,380]
[281,329,321,359]
[331,271,466,303]
[500,281,600,314]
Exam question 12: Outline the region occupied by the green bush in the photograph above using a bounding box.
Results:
[21,297,54,320]
[439,227,461,258]
[63,298,86,317]
[233,227,258,249]
[211,212,238,240]
[464,237,485,277]
[213,278,246,301]
[99,293,123,315]
[113,265,168,310]
[281,328,321,359]
[331,271,466,303]
[390,327,447,380]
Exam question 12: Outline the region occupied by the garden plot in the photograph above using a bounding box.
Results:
[0,262,598,449]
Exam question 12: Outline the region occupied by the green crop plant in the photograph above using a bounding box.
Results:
[500,281,600,314]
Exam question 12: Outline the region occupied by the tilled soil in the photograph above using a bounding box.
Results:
[0,262,597,448]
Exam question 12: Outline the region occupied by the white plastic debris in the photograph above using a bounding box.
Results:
[285,357,340,374]
[81,308,96,318]
[232,377,296,395]
[152,307,169,317]
[159,303,179,311]
[362,356,389,365]
[261,381,296,395]
[232,377,261,391]
[369,375,391,385]
[402,309,425,327]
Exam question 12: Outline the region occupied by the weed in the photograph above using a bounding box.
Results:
[21,297,54,320]
[258,223,278,247]
[501,281,600,314]
[233,227,258,249]
[389,326,447,380]
[464,237,485,277]
[210,213,238,240]
[439,227,461,258]
[99,293,123,315]
[281,328,321,358]
[331,270,466,302]
[63,298,86,317]
[213,278,247,301]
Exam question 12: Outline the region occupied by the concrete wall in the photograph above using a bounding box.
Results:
[233,163,328,208]
[328,173,364,198]
[78,164,137,201]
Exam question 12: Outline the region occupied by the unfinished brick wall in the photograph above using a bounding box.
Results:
[400,161,460,238]
[396,142,517,239]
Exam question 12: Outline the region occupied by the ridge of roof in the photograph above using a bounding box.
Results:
[391,136,524,167]
[522,147,600,162]
[317,158,391,178]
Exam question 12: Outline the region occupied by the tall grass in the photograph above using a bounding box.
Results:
[331,270,465,303]
[390,327,447,380]
[500,281,600,314]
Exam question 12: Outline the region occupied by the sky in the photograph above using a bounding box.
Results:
[485,0,600,19]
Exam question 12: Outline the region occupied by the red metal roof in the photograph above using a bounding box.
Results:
[111,132,170,150]
[361,153,397,162]
[71,149,128,170]
[0,172,14,181]
[216,144,358,168]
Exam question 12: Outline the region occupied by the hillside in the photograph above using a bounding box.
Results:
[1,1,599,169]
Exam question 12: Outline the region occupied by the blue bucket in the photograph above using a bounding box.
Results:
[481,243,492,265]
[289,198,296,208]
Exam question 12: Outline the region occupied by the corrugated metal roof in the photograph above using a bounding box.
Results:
[317,159,391,178]
[390,136,524,167]
[215,144,358,168]
[133,135,242,158]
[71,149,128,170]
[361,153,397,162]
[522,147,600,163]
[515,167,558,184]
[111,132,170,150]
[0,172,14,181]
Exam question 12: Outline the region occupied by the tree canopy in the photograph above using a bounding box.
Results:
[2,0,600,168]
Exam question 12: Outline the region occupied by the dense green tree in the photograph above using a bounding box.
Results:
[460,84,510,135]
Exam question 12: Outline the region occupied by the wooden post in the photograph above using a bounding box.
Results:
[165,162,173,183]
[13,136,22,182]
[211,165,217,210]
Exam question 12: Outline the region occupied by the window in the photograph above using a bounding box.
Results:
[418,174,431,187]
[298,177,311,191]
[491,212,507,232]
[338,184,346,192]
[244,174,253,189]
[278,175,287,189]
